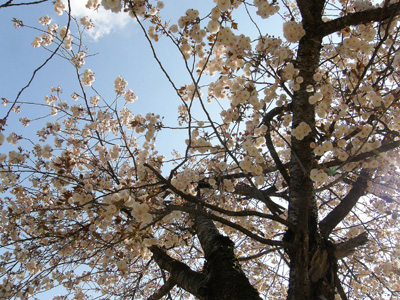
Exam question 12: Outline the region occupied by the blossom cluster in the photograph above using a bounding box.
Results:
[171,169,200,194]
[31,7,93,52]
[115,75,128,95]
[255,36,282,55]
[31,21,58,48]
[60,26,73,50]
[207,6,222,33]
[101,0,122,13]
[313,141,333,156]
[310,168,328,184]
[218,27,251,59]
[308,92,323,105]
[292,121,311,140]
[342,35,372,53]
[124,89,138,103]
[187,136,212,154]
[86,0,100,9]
[352,0,373,12]
[80,16,94,30]
[72,52,86,68]
[82,69,95,86]
[181,83,203,101]
[215,0,230,11]
[207,19,220,34]
[254,0,280,19]
[39,15,51,26]
[283,21,305,43]
[54,0,65,15]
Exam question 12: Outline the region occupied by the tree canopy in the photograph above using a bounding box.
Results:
[1,0,400,299]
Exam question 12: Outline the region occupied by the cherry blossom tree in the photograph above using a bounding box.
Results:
[1,0,400,299]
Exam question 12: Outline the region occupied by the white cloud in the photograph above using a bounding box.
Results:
[69,0,133,40]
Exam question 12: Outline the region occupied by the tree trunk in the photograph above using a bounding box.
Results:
[194,213,262,300]
[286,1,326,298]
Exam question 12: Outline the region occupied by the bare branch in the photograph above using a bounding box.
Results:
[2,0,71,122]
[0,0,48,8]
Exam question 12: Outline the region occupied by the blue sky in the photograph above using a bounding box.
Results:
[0,1,284,163]
[0,0,218,157]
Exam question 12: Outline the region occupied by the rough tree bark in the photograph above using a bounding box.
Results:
[285,0,325,299]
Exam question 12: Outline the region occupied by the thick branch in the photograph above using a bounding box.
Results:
[146,163,262,298]
[334,232,369,259]
[193,210,225,260]
[149,246,206,299]
[320,2,400,37]
[255,139,400,179]
[147,277,176,300]
[297,0,325,26]
[144,163,201,204]
[192,208,262,300]
[296,0,313,24]
[319,171,369,238]
[176,201,289,226]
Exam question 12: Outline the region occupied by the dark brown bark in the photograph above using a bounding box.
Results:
[296,0,325,27]
[286,28,323,300]
[149,245,206,299]
[151,207,264,299]
[334,232,369,259]
[286,1,326,299]
[193,213,262,300]
[309,241,337,300]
